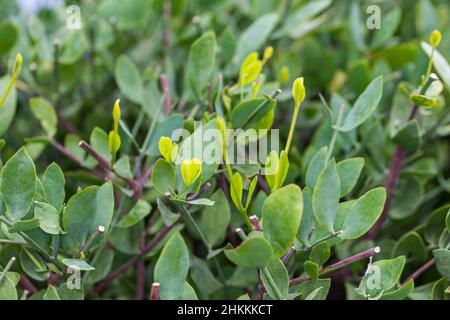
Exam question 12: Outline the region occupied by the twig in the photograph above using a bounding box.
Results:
[365,147,406,239]
[400,258,436,286]
[149,282,160,300]
[79,140,111,170]
[287,246,381,288]
[160,73,172,114]
[19,274,37,294]
[93,220,179,293]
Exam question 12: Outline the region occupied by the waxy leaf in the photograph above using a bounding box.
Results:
[152,159,176,194]
[186,31,216,97]
[0,77,17,138]
[235,13,278,63]
[117,199,152,228]
[261,259,289,300]
[225,233,273,268]
[154,232,190,300]
[115,55,143,104]
[336,158,364,197]
[341,188,386,239]
[433,249,450,280]
[62,259,95,271]
[381,280,414,300]
[0,148,37,220]
[297,187,313,246]
[198,190,231,247]
[42,162,65,213]
[341,76,383,132]
[62,182,114,250]
[357,256,406,299]
[34,202,60,235]
[312,159,339,232]
[29,98,57,137]
[305,147,328,190]
[262,184,303,257]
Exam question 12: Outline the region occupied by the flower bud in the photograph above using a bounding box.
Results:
[279,65,290,84]
[429,29,442,47]
[12,53,23,79]
[262,46,273,63]
[292,77,306,106]
[181,158,202,186]
[158,136,178,163]
[113,99,121,130]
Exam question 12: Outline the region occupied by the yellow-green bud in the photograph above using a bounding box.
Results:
[292,77,306,106]
[12,53,23,79]
[158,136,178,163]
[262,46,273,63]
[108,130,121,155]
[181,158,202,186]
[429,29,442,47]
[113,99,121,130]
[279,65,290,84]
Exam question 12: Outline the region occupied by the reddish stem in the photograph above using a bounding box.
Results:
[160,74,171,114]
[79,140,111,170]
[365,146,406,239]
[149,282,160,300]
[401,258,436,286]
[19,274,37,294]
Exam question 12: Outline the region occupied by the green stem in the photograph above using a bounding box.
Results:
[421,47,435,90]
[285,103,300,154]
[140,95,165,155]
[0,257,16,283]
[178,204,211,251]
[305,231,343,250]
[0,77,18,109]
[262,267,283,300]
[327,105,345,160]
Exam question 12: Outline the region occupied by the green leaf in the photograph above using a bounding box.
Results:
[157,199,180,226]
[84,250,114,285]
[304,260,320,282]
[235,13,278,63]
[29,97,58,137]
[8,218,40,233]
[34,202,60,235]
[154,232,190,300]
[225,232,273,268]
[297,187,313,246]
[381,280,414,300]
[336,158,364,197]
[371,8,401,49]
[261,259,289,300]
[43,286,61,300]
[115,55,143,104]
[198,190,231,247]
[0,277,17,300]
[85,127,111,168]
[62,182,114,250]
[341,76,383,132]
[356,256,406,299]
[190,257,222,296]
[433,249,450,280]
[341,187,386,239]
[393,231,427,262]
[310,242,330,265]
[152,159,176,195]
[294,279,331,300]
[305,147,328,190]
[42,163,65,213]
[112,156,133,179]
[392,120,421,153]
[446,209,450,234]
[186,31,216,97]
[57,282,84,300]
[117,199,152,228]
[146,114,184,157]
[312,159,339,232]
[98,0,150,30]
[230,97,276,130]
[179,281,198,300]
[230,172,244,211]
[20,249,48,281]
[262,184,303,257]
[62,259,95,271]
[0,148,37,220]
[0,22,18,54]
[390,177,423,220]
[0,76,17,137]
[421,42,450,91]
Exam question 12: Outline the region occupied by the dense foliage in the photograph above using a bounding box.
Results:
[0,0,449,300]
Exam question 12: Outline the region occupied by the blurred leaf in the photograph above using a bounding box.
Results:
[117,199,152,228]
[262,184,303,257]
[336,158,364,197]
[115,55,143,104]
[154,232,189,300]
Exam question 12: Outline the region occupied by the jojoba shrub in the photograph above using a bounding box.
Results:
[0,0,449,301]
